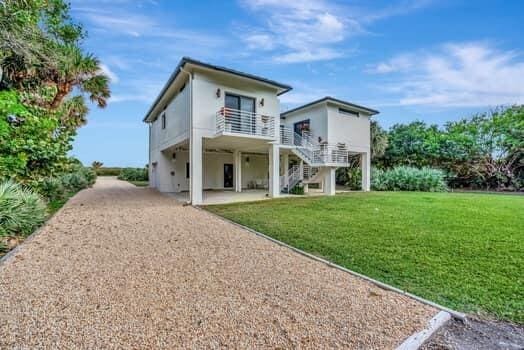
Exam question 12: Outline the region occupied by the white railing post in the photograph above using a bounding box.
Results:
[216,108,275,139]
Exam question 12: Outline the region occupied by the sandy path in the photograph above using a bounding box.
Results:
[0,177,436,349]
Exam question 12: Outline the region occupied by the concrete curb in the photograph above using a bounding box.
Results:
[396,311,451,350]
[200,207,467,322]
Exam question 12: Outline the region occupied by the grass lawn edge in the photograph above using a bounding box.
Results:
[200,205,467,321]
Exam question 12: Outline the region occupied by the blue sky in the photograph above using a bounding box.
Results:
[70,0,524,166]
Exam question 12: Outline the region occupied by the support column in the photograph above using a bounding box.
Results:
[300,159,308,193]
[268,144,280,197]
[190,130,203,205]
[324,168,336,195]
[282,153,289,189]
[234,150,242,192]
[361,151,371,191]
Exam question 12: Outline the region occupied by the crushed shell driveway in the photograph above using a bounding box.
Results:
[0,178,436,349]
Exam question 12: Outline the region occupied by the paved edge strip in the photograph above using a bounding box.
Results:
[200,206,467,322]
[396,311,451,350]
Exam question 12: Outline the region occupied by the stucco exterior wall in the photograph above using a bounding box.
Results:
[149,83,190,152]
[241,154,268,188]
[191,69,281,139]
[281,102,371,153]
[281,104,328,142]
[151,149,268,193]
[326,103,371,153]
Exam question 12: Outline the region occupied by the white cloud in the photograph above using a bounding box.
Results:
[78,10,154,37]
[370,42,524,107]
[238,0,432,63]
[238,1,352,63]
[109,79,164,104]
[99,64,119,83]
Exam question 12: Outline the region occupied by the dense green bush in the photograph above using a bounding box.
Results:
[60,172,88,192]
[118,168,148,181]
[372,166,447,192]
[289,183,305,195]
[95,167,122,176]
[0,181,47,238]
[78,167,97,186]
[336,167,362,190]
[36,177,66,202]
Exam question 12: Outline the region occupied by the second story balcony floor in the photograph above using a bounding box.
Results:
[215,107,276,140]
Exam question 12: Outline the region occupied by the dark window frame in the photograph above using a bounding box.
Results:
[161,113,166,129]
[339,108,359,117]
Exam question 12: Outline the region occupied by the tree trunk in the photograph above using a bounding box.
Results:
[50,83,71,109]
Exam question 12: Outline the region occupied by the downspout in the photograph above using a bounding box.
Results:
[148,123,151,186]
[180,66,193,205]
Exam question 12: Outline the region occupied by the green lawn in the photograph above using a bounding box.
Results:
[206,192,524,323]
[128,180,148,187]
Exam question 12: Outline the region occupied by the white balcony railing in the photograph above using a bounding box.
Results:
[216,108,276,139]
[280,126,349,166]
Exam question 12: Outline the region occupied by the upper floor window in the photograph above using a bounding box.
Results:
[161,113,166,129]
[339,108,359,117]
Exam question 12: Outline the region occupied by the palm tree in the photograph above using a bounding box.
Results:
[370,120,388,160]
[48,46,110,109]
[92,161,103,169]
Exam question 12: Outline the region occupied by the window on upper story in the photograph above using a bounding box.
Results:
[339,108,359,117]
[161,113,166,129]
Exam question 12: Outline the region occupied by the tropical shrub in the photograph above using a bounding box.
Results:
[60,172,88,192]
[372,166,447,192]
[0,181,47,238]
[336,167,362,190]
[95,167,122,176]
[36,177,66,202]
[78,167,97,186]
[289,183,305,195]
[118,168,148,182]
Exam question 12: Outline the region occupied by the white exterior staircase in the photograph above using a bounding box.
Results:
[280,128,350,167]
[280,165,301,193]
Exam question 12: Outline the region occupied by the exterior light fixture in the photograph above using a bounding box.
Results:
[259,98,264,107]
[216,88,221,98]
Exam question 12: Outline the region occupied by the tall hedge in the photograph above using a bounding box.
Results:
[372,166,447,192]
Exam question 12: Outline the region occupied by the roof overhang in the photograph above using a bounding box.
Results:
[281,96,379,118]
[143,57,292,123]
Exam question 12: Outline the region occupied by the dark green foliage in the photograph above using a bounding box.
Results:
[0,90,74,181]
[372,166,447,192]
[118,168,148,182]
[375,106,524,191]
[336,167,362,189]
[289,183,304,195]
[35,177,65,202]
[207,192,524,323]
[95,167,122,176]
[78,167,96,186]
[0,181,46,237]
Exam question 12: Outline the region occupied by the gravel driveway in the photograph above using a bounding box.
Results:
[0,178,437,349]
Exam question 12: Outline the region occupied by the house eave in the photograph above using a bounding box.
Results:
[143,57,292,123]
[280,96,379,118]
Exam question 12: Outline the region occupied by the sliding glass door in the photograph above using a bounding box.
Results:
[225,93,255,134]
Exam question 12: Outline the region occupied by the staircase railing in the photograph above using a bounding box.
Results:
[303,164,319,180]
[280,127,349,166]
[279,165,301,193]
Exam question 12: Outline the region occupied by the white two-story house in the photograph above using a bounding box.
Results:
[144,57,378,205]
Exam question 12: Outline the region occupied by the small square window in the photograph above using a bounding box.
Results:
[339,108,359,117]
